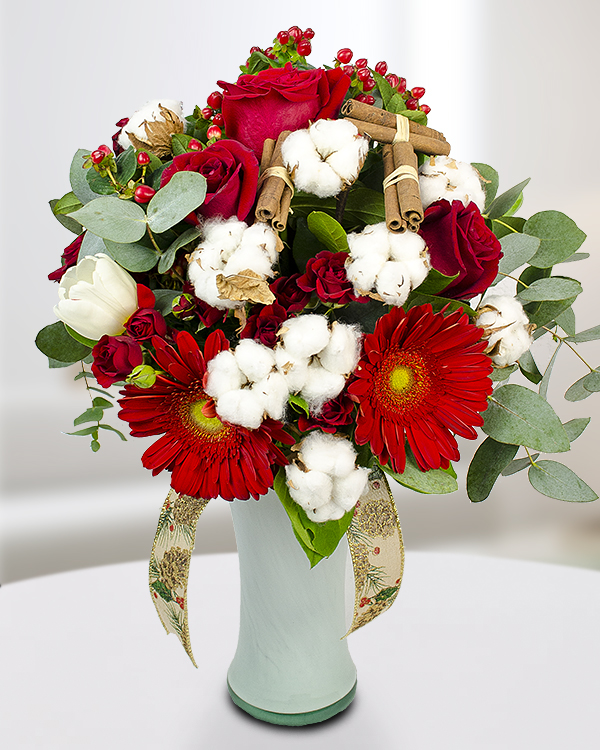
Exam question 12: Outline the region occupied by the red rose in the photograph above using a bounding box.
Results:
[160,139,259,223]
[419,200,502,299]
[125,309,167,341]
[241,302,288,348]
[91,335,143,387]
[270,274,312,313]
[298,393,355,434]
[48,233,84,282]
[298,250,364,305]
[217,64,351,158]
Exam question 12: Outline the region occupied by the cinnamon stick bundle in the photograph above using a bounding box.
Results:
[391,141,423,232]
[255,131,293,231]
[345,117,451,157]
[382,145,406,233]
[341,99,447,143]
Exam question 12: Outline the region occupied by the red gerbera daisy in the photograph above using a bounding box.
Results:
[348,304,493,473]
[118,330,293,500]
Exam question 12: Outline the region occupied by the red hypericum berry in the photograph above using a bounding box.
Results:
[134,185,156,203]
[355,57,368,68]
[385,73,399,88]
[207,124,222,140]
[303,28,315,39]
[249,45,261,53]
[398,77,407,94]
[342,64,355,77]
[297,39,311,56]
[90,150,105,165]
[99,144,112,156]
[212,112,224,127]
[277,30,290,45]
[406,97,418,110]
[356,67,371,82]
[337,48,353,64]
[420,104,431,115]
[207,91,223,109]
[375,61,388,76]
[364,95,375,105]
[264,46,273,55]
[362,78,375,92]
[188,139,202,151]
[288,25,302,43]
[355,93,369,103]
[411,86,426,100]
[136,151,150,166]
[201,107,213,120]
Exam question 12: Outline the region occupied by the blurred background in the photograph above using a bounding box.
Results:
[1,0,599,583]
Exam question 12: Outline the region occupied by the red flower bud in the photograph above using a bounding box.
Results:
[303,28,315,39]
[406,98,418,110]
[297,39,311,56]
[90,150,105,165]
[277,30,290,45]
[98,144,112,156]
[355,93,369,103]
[356,67,371,82]
[364,95,375,105]
[207,91,223,109]
[342,64,355,77]
[134,185,156,203]
[420,104,431,115]
[362,78,375,92]
[288,26,302,43]
[136,151,150,166]
[212,112,224,127]
[249,45,261,53]
[411,86,426,99]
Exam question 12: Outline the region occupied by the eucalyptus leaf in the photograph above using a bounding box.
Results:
[381,447,458,495]
[78,230,107,261]
[467,437,518,502]
[92,397,113,409]
[171,133,193,156]
[524,297,577,330]
[471,163,499,210]
[555,307,576,336]
[524,211,586,268]
[306,211,348,253]
[491,216,525,240]
[36,322,91,363]
[502,454,540,476]
[518,350,542,384]
[158,226,202,274]
[53,191,83,216]
[517,276,582,303]
[146,171,207,233]
[564,370,600,402]
[153,289,182,315]
[490,364,517,382]
[538,343,562,400]
[48,357,74,369]
[98,424,127,440]
[69,148,98,204]
[116,147,137,184]
[483,384,570,453]
[74,407,104,426]
[565,325,600,343]
[49,200,84,235]
[103,239,159,272]
[560,252,589,263]
[494,233,540,282]
[69,196,147,243]
[65,426,99,437]
[486,178,530,220]
[86,170,116,196]
[563,417,590,442]
[528,461,598,502]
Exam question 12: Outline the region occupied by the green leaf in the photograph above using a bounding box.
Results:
[494,233,540,281]
[524,297,577,330]
[292,216,326,271]
[171,133,194,156]
[65,325,98,348]
[74,407,104,426]
[467,437,519,502]
[36,322,91,363]
[502,454,539,476]
[491,216,526,240]
[524,211,586,268]
[103,239,159,272]
[146,171,207,233]
[153,289,181,316]
[563,417,590,443]
[560,252,589,263]
[53,191,83,216]
[472,163,499,210]
[48,357,74,369]
[490,364,518,382]
[483,384,570,452]
[91,440,101,452]
[565,325,600,343]
[288,394,310,416]
[518,350,542,383]
[49,200,84,235]
[86,169,117,196]
[65,426,99,437]
[158,226,201,274]
[70,148,98,204]
[517,276,582,303]
[387,93,407,114]
[69,196,147,243]
[334,298,385,335]
[555,307,576,336]
[151,580,174,602]
[373,71,395,109]
[398,109,427,125]
[404,292,475,317]
[116,147,138,184]
[381,446,458,495]
[98,424,127,441]
[414,268,458,296]
[529,460,597,502]
[306,211,348,253]
[565,369,600,401]
[486,178,530,220]
[92,397,113,409]
[539,343,562,400]
[78,230,106,261]
[343,187,385,227]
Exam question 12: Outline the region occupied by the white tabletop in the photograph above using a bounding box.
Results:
[1,552,599,749]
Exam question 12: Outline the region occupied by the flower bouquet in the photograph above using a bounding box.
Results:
[37,25,598,725]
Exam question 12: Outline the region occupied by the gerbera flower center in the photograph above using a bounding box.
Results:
[389,365,414,394]
[375,347,436,414]
[188,399,226,435]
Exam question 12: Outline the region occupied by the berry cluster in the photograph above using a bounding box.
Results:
[335,49,430,114]
[268,25,315,60]
[199,90,224,141]
[84,144,157,203]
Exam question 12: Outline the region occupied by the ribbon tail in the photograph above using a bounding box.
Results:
[149,489,210,667]
[344,465,405,637]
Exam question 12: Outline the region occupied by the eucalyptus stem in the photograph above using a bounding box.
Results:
[524,446,539,468]
[496,271,530,288]
[491,219,519,234]
[146,225,162,253]
[542,326,596,371]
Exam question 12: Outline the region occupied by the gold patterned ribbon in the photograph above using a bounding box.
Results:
[149,468,404,663]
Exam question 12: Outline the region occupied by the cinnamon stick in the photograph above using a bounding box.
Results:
[345,118,451,157]
[392,141,423,232]
[382,145,406,233]
[255,131,292,227]
[341,99,447,143]
[260,138,275,173]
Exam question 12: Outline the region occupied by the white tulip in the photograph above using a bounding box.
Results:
[54,254,138,340]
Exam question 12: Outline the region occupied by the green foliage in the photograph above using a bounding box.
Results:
[171,133,194,155]
[53,191,83,216]
[153,289,182,315]
[70,148,98,204]
[490,216,525,240]
[517,276,582,303]
[556,308,576,336]
[381,446,458,495]
[485,178,530,220]
[146,171,207,233]
[78,231,106,261]
[49,199,84,234]
[288,394,309,416]
[334,298,385,334]
[103,239,159,272]
[292,216,326,271]
[524,297,577,330]
[518,350,542,384]
[490,364,518,382]
[494,233,540,282]
[69,196,147,243]
[564,369,600,402]
[471,163,499,210]
[116,147,138,184]
[414,268,458,296]
[524,211,586,268]
[467,437,519,502]
[158,226,202,274]
[538,343,562,400]
[65,325,98,348]
[502,454,539,476]
[528,460,598,502]
[36,322,91,363]
[306,211,348,252]
[563,417,590,442]
[565,325,600,343]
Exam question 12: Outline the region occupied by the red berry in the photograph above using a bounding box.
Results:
[337,48,353,64]
[420,104,431,115]
[303,28,315,39]
[355,57,368,68]
[207,91,223,109]
[98,144,112,156]
[207,124,222,140]
[169,524,174,532]
[90,150,105,165]
[342,64,355,77]
[398,77,407,94]
[277,30,290,45]
[212,112,224,127]
[411,86,425,99]
[375,61,388,76]
[288,26,302,43]
[264,46,273,55]
[249,46,261,54]
[356,67,371,82]
[405,97,418,110]
[188,139,202,151]
[385,73,399,88]
[201,107,213,120]
[355,93,369,103]
[297,39,311,56]
[136,151,150,166]
[134,185,156,203]
[362,78,375,92]
[265,52,277,60]
[364,95,375,105]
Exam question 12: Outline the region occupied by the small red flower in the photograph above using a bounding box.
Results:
[241,302,288,348]
[297,251,364,305]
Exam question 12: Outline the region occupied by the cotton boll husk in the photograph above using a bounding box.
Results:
[388,231,427,263]
[274,347,310,392]
[332,467,370,512]
[234,339,276,383]
[301,363,346,409]
[240,223,279,263]
[312,502,346,522]
[118,99,183,150]
[347,222,390,261]
[188,268,242,310]
[375,262,412,306]
[309,119,359,157]
[280,315,331,358]
[251,371,289,421]
[403,257,430,289]
[491,327,533,367]
[286,464,332,510]
[216,388,265,430]
[203,218,247,260]
[205,350,245,398]
[301,432,357,478]
[318,322,362,375]
[223,245,273,278]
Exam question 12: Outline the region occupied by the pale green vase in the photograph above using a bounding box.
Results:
[227,490,357,726]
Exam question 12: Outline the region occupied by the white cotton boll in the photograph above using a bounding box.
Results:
[388,231,427,263]
[347,222,390,261]
[491,327,534,367]
[345,256,386,294]
[301,363,346,410]
[301,432,357,478]
[205,350,245,399]
[282,129,319,172]
[286,465,333,511]
[216,388,265,430]
[188,268,242,310]
[332,467,370,512]
[234,339,276,383]
[118,99,184,150]
[403,257,430,289]
[280,315,331,358]
[376,262,412,306]
[298,161,343,198]
[326,140,368,183]
[419,156,485,210]
[203,219,247,260]
[419,172,450,210]
[190,243,224,272]
[456,162,486,211]
[310,119,358,157]
[318,322,362,375]
[312,502,346,522]
[240,223,279,263]
[223,245,273,278]
[251,371,289,421]
[481,295,530,327]
[274,347,310,392]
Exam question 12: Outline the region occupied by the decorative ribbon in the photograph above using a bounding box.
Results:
[149,468,404,664]
[257,165,296,196]
[382,164,419,192]
[393,114,411,143]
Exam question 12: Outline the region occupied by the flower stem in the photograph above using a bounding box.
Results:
[495,271,530,288]
[491,219,519,234]
[335,189,349,223]
[542,326,596,371]
[525,446,539,468]
[146,225,162,254]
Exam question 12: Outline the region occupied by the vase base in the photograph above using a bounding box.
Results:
[227,680,357,726]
